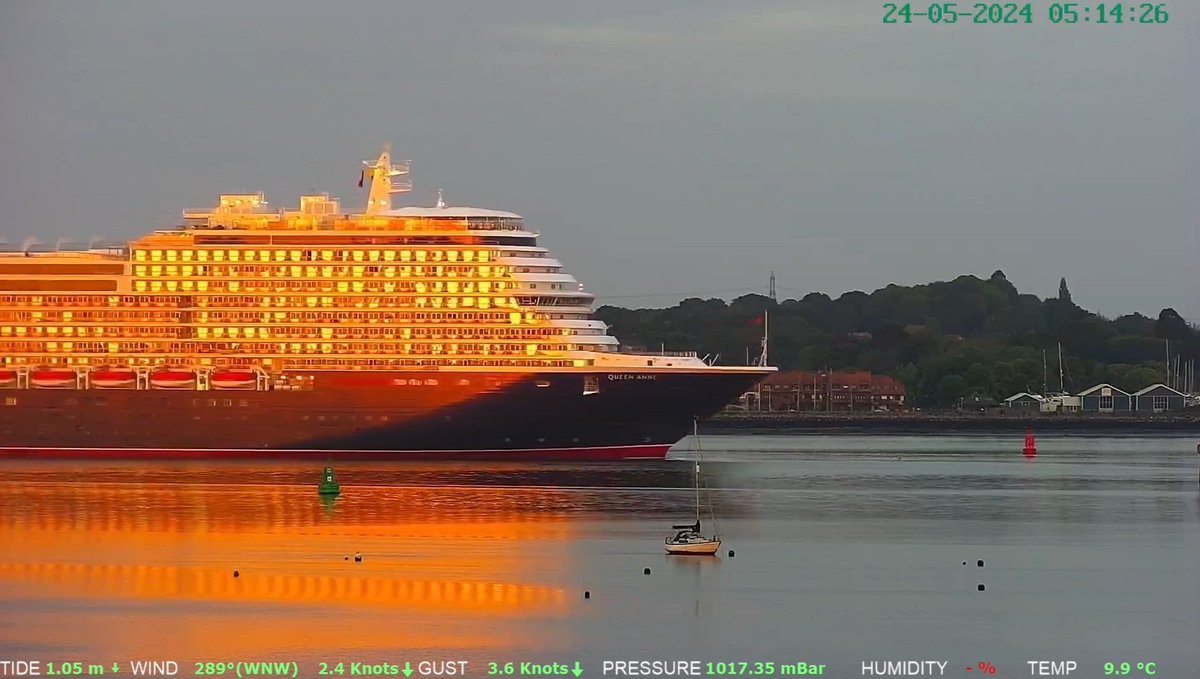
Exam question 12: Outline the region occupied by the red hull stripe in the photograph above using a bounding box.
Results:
[0,444,671,461]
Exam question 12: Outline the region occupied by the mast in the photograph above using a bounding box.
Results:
[1164,339,1170,389]
[693,419,701,525]
[1043,349,1048,395]
[362,144,412,215]
[1057,342,1065,393]
[757,310,769,367]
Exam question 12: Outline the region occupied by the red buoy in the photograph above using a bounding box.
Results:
[1023,428,1037,456]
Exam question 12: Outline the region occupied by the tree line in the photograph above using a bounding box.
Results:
[594,271,1199,407]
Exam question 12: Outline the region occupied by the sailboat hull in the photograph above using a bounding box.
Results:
[665,539,721,555]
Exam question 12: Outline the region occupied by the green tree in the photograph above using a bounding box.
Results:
[592,270,1197,405]
[936,374,969,406]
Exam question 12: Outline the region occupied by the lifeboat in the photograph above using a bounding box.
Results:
[0,370,15,387]
[31,369,76,388]
[150,369,196,389]
[91,368,136,389]
[211,369,257,389]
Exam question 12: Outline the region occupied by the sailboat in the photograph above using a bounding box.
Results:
[665,421,721,555]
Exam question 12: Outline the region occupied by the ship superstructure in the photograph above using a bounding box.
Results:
[0,146,772,459]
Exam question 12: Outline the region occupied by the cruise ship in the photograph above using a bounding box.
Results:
[0,147,773,459]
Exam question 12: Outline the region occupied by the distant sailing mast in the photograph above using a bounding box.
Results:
[753,310,769,408]
[757,310,770,367]
[1057,342,1065,393]
[361,144,412,215]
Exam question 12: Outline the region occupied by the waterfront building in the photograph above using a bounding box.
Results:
[1078,383,1132,413]
[1131,384,1186,413]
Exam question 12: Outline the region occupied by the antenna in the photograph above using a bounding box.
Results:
[769,271,777,302]
[361,144,412,215]
[436,189,446,209]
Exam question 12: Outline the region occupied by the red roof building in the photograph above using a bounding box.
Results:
[749,370,907,412]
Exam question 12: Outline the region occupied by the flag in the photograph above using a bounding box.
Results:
[749,316,763,326]
[358,170,365,188]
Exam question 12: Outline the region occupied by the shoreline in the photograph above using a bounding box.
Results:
[702,412,1200,434]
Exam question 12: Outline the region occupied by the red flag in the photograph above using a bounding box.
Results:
[358,170,365,188]
[749,316,763,326]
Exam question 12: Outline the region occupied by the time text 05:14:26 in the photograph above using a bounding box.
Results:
[882,3,1169,24]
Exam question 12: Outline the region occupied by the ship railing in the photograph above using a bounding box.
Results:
[616,350,699,358]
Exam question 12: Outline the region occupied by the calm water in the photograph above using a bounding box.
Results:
[1,434,1198,676]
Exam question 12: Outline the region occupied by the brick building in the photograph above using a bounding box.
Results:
[751,370,907,412]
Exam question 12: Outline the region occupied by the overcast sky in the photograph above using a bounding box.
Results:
[1,1,1196,320]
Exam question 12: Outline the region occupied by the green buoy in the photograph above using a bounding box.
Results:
[317,466,341,496]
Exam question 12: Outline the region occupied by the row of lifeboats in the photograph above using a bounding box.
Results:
[0,368,259,390]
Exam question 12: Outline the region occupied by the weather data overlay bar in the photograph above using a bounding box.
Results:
[0,658,1176,677]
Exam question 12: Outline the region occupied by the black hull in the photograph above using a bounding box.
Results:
[0,369,765,459]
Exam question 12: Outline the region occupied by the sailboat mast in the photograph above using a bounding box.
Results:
[1057,342,1065,393]
[1164,339,1170,389]
[693,420,701,524]
[761,310,769,366]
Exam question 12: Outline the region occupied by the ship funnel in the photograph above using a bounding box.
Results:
[362,143,412,215]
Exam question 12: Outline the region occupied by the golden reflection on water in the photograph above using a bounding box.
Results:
[0,471,579,656]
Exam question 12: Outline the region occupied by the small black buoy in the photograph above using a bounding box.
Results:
[728,550,735,557]
[962,561,968,566]
[977,584,985,591]
[977,559,984,567]
[584,590,591,599]
[233,570,240,578]
[344,556,349,561]
[643,567,651,575]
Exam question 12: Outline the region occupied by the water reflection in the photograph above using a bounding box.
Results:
[0,435,1197,664]
[0,478,588,657]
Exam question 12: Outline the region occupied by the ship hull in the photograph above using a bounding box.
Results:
[0,369,763,460]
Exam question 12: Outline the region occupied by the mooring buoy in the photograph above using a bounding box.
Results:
[318,466,341,496]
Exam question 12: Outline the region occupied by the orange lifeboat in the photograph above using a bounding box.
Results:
[150,369,196,389]
[31,369,76,388]
[0,370,16,387]
[91,368,137,389]
[211,369,257,389]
